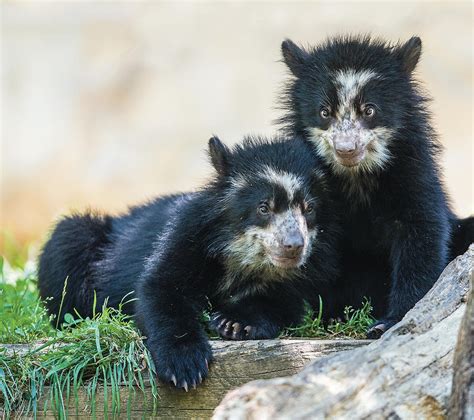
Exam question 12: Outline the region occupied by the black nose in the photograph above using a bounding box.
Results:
[282,232,304,256]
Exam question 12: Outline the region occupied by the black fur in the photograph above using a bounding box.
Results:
[278,35,473,338]
[38,135,339,389]
[449,214,474,261]
[38,212,114,321]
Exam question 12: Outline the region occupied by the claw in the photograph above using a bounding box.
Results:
[182,381,189,392]
[205,359,209,369]
[218,318,228,329]
[232,322,241,333]
[374,324,386,334]
[244,325,252,336]
[198,372,203,383]
[367,324,386,339]
[192,380,197,389]
[224,321,233,331]
[170,374,177,387]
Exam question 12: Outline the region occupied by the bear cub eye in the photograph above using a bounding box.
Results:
[305,203,315,215]
[258,203,270,215]
[362,104,376,119]
[319,106,331,119]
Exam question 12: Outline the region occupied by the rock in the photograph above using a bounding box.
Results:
[213,246,474,420]
[449,250,474,420]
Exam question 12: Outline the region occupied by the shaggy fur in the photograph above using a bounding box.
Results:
[38,135,340,389]
[279,35,473,337]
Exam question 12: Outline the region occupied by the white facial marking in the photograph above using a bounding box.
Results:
[223,168,303,206]
[334,69,377,119]
[308,123,394,204]
[260,166,303,201]
[221,207,317,296]
[308,125,394,174]
[307,69,395,185]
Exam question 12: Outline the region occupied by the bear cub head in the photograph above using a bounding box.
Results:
[280,35,423,175]
[207,135,327,290]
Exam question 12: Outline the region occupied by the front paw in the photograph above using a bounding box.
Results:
[210,312,279,340]
[150,339,213,390]
[367,318,397,339]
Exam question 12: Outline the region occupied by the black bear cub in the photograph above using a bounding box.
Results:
[38,135,339,390]
[279,35,473,338]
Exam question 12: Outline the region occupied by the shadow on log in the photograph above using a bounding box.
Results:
[214,246,474,420]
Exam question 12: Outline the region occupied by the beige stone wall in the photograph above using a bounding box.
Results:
[1,1,472,249]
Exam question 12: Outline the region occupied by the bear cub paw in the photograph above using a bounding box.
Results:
[210,312,280,340]
[366,318,398,339]
[152,339,213,391]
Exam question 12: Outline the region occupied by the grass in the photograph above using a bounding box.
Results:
[282,296,375,339]
[1,309,159,418]
[0,257,158,418]
[0,254,374,418]
[0,261,54,343]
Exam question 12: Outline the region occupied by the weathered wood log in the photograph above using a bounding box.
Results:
[213,246,474,420]
[449,254,473,420]
[6,339,368,419]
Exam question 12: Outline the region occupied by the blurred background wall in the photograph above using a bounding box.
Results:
[1,1,473,257]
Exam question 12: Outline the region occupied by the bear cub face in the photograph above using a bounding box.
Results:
[280,36,423,175]
[208,136,324,294]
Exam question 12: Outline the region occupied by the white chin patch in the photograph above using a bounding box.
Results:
[221,209,317,295]
[307,126,394,175]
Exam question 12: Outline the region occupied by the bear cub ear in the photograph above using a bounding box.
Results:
[208,135,232,177]
[281,39,310,77]
[395,36,422,74]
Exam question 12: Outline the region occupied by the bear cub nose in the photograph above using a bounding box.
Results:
[282,231,304,257]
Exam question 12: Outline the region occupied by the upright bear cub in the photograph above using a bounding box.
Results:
[279,35,473,338]
[38,135,340,390]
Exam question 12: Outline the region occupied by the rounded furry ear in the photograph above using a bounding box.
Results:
[281,39,309,77]
[396,36,422,74]
[208,135,231,176]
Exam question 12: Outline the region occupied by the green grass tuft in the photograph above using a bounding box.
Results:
[0,257,158,418]
[0,273,54,343]
[1,304,158,418]
[282,296,375,339]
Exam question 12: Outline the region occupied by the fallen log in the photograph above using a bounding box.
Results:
[213,245,474,420]
[5,339,368,419]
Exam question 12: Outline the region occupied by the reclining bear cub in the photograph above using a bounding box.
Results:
[38,135,340,390]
